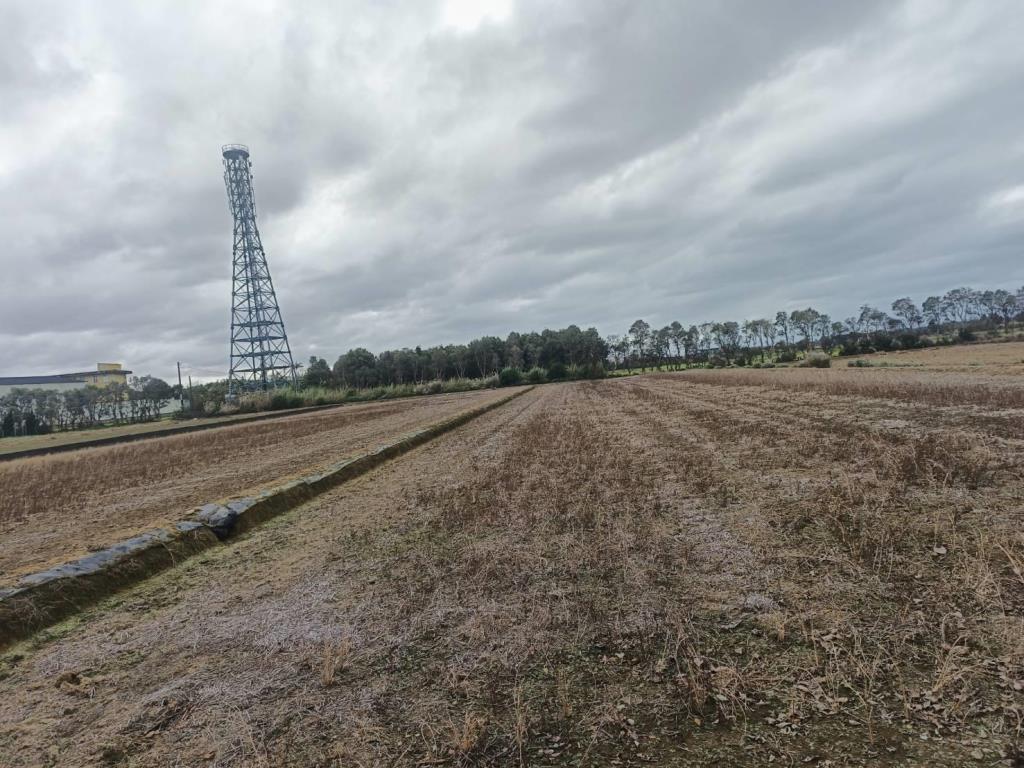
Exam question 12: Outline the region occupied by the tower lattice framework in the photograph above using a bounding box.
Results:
[221,144,297,396]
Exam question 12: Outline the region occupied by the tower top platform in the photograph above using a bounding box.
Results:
[221,144,250,160]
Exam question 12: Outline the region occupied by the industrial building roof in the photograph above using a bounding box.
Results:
[0,370,133,386]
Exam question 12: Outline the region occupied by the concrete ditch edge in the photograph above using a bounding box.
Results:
[0,387,532,649]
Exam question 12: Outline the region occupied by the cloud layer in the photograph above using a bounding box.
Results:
[2,0,1023,379]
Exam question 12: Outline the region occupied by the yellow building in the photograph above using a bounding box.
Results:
[80,363,130,386]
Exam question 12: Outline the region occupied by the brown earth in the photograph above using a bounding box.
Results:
[0,389,508,584]
[0,375,1021,767]
[844,339,1024,373]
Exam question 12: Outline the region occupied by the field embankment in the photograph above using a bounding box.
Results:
[0,374,1020,766]
[0,389,508,585]
[0,403,348,459]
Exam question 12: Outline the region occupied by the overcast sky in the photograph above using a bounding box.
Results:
[2,0,1023,380]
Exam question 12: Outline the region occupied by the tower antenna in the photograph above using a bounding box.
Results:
[221,144,297,396]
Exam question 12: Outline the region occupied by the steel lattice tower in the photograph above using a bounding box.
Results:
[221,144,297,396]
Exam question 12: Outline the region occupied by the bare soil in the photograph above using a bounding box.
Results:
[844,339,1024,373]
[0,375,1020,766]
[0,389,507,584]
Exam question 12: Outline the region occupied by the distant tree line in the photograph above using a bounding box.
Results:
[0,376,174,438]
[302,326,609,389]
[72,282,1023,426]
[297,283,1023,390]
[610,284,1024,369]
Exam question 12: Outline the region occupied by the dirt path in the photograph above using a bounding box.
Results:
[0,389,508,584]
[0,379,1020,767]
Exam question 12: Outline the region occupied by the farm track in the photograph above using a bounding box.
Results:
[0,389,509,585]
[0,378,1021,766]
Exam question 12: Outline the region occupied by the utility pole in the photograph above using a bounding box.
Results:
[177,362,184,413]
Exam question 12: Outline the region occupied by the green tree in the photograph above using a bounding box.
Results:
[922,296,944,328]
[774,311,792,350]
[652,326,672,368]
[712,321,741,362]
[668,321,685,368]
[891,297,922,329]
[993,289,1019,331]
[333,348,378,388]
[628,319,651,371]
[304,356,334,388]
[132,376,173,421]
[790,308,822,351]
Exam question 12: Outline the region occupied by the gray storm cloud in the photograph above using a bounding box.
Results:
[1,0,1022,379]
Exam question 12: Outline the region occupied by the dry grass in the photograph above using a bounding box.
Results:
[0,377,1021,766]
[0,389,504,582]
[296,376,1023,763]
[665,366,1024,409]
[0,410,273,457]
[845,339,1024,373]
[318,637,352,687]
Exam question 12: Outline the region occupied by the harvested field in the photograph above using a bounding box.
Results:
[0,409,292,457]
[0,389,508,585]
[0,373,1021,766]
[844,339,1024,373]
[667,366,1024,412]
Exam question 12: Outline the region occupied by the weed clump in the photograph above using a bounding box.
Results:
[799,352,832,368]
